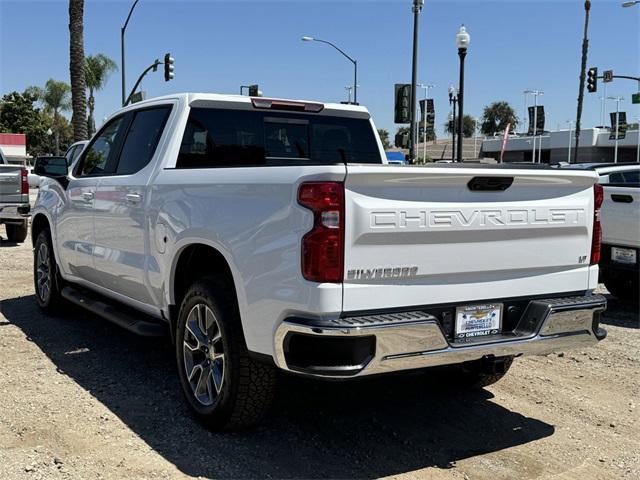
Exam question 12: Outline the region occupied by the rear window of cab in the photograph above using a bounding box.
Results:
[176,108,382,168]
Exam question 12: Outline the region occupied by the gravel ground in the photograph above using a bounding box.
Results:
[0,219,638,480]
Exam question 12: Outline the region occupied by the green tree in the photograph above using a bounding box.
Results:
[85,54,117,136]
[377,128,391,149]
[0,91,53,157]
[444,114,477,138]
[69,0,88,141]
[30,79,71,155]
[480,101,518,136]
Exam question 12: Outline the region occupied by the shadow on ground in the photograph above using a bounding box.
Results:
[600,294,640,329]
[1,295,554,479]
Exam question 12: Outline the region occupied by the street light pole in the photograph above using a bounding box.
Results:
[409,0,424,164]
[121,0,141,107]
[417,83,434,162]
[525,90,543,163]
[302,36,357,104]
[456,25,470,163]
[608,96,624,163]
[567,120,574,163]
[449,85,458,162]
[473,117,479,158]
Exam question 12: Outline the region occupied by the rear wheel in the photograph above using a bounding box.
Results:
[605,275,639,303]
[33,229,66,314]
[175,277,277,430]
[6,221,28,243]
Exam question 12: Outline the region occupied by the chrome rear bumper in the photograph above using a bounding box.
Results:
[274,295,607,378]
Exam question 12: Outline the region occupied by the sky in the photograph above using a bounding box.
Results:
[1,0,639,138]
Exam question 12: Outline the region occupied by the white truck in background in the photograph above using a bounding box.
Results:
[597,165,639,302]
[0,147,30,242]
[32,93,607,430]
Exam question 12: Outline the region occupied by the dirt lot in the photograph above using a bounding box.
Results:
[0,223,638,480]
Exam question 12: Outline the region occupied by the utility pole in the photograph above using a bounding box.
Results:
[409,0,424,164]
[573,0,591,163]
[567,120,574,163]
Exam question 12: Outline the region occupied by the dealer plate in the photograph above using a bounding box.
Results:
[612,247,636,265]
[455,304,502,339]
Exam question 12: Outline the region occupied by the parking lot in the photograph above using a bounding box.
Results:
[0,221,637,480]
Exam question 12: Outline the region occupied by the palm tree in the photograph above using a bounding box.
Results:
[480,101,519,136]
[85,54,118,136]
[30,79,71,155]
[69,0,88,141]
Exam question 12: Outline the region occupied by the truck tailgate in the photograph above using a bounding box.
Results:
[343,165,598,312]
[0,166,24,204]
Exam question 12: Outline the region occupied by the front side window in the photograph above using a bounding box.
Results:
[176,108,381,168]
[115,107,171,175]
[79,116,125,176]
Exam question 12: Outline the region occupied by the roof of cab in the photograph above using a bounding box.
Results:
[119,92,370,116]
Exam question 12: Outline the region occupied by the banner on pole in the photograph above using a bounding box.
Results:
[499,123,511,163]
[527,106,545,135]
[609,112,627,140]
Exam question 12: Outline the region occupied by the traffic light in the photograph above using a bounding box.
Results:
[394,84,411,124]
[164,53,175,82]
[587,67,598,93]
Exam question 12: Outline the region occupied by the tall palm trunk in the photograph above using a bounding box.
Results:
[87,87,95,137]
[69,0,88,141]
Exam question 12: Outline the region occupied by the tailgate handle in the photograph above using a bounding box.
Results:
[467,176,514,192]
[611,194,633,204]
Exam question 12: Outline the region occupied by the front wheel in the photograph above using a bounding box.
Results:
[33,229,66,314]
[175,278,277,430]
[6,221,28,243]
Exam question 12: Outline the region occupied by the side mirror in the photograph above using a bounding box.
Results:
[34,156,68,178]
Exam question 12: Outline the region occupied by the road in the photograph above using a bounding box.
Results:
[0,222,638,480]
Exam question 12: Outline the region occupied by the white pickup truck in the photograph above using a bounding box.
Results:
[593,164,639,302]
[0,147,30,242]
[32,93,607,430]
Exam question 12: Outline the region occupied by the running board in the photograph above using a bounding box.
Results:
[61,286,167,337]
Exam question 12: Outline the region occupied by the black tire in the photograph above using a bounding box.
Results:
[175,277,277,430]
[33,229,66,314]
[6,221,28,243]
[604,276,639,303]
[442,356,514,390]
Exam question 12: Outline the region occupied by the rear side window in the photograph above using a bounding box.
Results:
[607,170,640,186]
[116,107,171,175]
[176,108,381,168]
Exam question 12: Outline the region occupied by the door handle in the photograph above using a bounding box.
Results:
[81,191,94,202]
[125,193,142,204]
[611,194,633,204]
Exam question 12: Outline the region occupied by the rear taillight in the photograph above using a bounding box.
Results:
[298,182,344,283]
[251,97,324,113]
[20,168,28,194]
[591,183,604,265]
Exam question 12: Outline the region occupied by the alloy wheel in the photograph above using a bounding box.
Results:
[36,242,51,303]
[182,304,225,406]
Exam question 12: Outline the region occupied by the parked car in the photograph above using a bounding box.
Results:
[0,147,30,242]
[564,163,639,302]
[32,93,607,430]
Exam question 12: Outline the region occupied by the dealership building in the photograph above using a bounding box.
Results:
[481,127,640,164]
[0,133,28,164]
